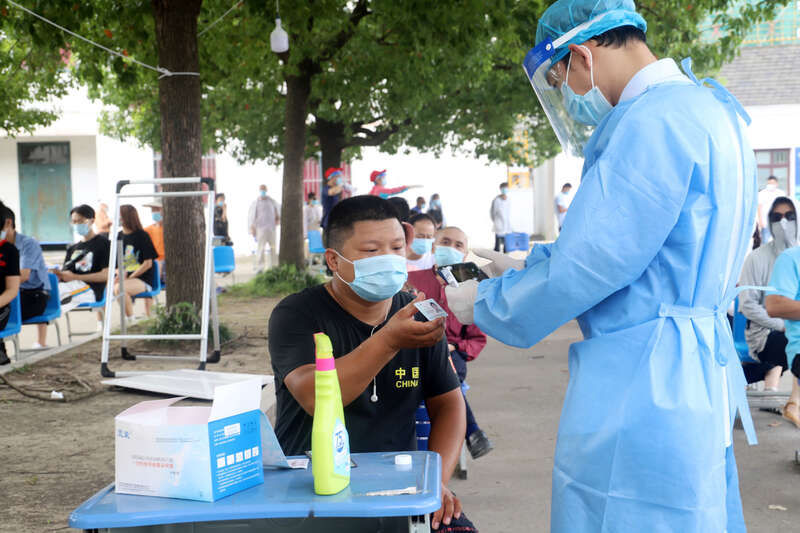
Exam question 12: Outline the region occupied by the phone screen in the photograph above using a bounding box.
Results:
[441,262,488,283]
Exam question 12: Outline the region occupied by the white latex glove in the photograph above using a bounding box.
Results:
[471,248,525,278]
[445,279,479,325]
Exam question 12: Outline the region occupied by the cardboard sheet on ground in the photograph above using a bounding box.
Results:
[102,369,274,400]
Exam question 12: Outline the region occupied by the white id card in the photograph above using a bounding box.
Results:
[413,298,448,321]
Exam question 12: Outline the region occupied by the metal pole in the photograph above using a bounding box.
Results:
[100,189,122,377]
[198,189,214,366]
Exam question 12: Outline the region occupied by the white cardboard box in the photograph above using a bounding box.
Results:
[115,379,264,502]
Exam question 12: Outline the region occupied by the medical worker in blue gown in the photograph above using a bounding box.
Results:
[446,1,759,531]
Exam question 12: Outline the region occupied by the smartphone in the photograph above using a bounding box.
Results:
[438,262,488,283]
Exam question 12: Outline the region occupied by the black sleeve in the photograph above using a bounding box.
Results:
[268,294,318,381]
[2,244,20,277]
[422,336,461,400]
[62,244,73,268]
[137,230,158,261]
[96,237,110,270]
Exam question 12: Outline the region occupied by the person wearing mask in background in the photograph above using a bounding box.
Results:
[764,219,800,429]
[94,202,112,238]
[303,192,323,236]
[368,169,421,199]
[268,195,471,531]
[757,176,785,244]
[408,226,493,459]
[410,196,427,215]
[738,197,795,392]
[143,198,165,316]
[444,1,760,530]
[321,167,345,229]
[2,203,50,349]
[248,184,281,272]
[116,205,158,321]
[387,196,411,224]
[406,214,437,272]
[554,182,573,231]
[213,193,232,246]
[490,182,512,252]
[428,193,445,229]
[56,205,110,326]
[0,202,20,365]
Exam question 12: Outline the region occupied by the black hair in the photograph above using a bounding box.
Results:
[409,213,436,227]
[769,196,795,219]
[307,191,317,200]
[0,201,14,230]
[592,25,646,48]
[416,196,425,204]
[325,195,402,250]
[563,183,572,189]
[216,192,226,199]
[70,204,95,220]
[499,182,508,190]
[387,196,410,223]
[767,176,778,182]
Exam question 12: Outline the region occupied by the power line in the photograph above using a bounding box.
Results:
[198,0,244,37]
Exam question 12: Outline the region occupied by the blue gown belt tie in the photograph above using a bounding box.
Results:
[657,285,772,447]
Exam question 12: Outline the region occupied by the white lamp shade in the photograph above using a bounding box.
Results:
[270,18,289,53]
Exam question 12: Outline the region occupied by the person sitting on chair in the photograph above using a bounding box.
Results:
[0,202,20,365]
[269,195,474,531]
[55,205,110,328]
[115,205,158,321]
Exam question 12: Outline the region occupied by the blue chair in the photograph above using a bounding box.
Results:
[213,246,236,284]
[131,261,162,302]
[733,298,758,364]
[0,297,22,360]
[504,232,529,253]
[65,287,106,342]
[307,230,326,271]
[22,272,62,347]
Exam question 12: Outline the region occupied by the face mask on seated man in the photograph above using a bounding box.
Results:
[268,195,472,530]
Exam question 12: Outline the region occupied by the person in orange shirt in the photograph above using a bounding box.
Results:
[143,198,165,316]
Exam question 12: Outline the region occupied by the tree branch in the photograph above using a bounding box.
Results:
[347,118,412,148]
[318,0,371,62]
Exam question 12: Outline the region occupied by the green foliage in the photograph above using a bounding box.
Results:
[226,265,324,299]
[1,0,790,164]
[146,302,233,344]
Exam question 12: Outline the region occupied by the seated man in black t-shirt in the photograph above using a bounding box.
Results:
[55,205,111,321]
[269,196,467,531]
[0,202,21,365]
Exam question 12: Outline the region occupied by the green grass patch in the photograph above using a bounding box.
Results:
[225,264,324,299]
[146,302,233,344]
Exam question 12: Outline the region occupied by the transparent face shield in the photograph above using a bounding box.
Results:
[523,39,593,157]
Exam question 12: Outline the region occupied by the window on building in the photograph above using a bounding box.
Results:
[755,148,791,191]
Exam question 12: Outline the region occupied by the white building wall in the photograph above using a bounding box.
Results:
[745,103,800,198]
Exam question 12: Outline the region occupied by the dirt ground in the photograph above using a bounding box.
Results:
[0,295,281,533]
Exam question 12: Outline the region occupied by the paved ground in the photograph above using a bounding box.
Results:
[456,321,800,532]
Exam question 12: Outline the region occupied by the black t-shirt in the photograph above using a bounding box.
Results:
[116,230,158,288]
[269,284,460,456]
[0,240,21,296]
[63,235,111,301]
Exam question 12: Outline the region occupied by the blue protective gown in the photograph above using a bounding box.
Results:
[475,62,757,532]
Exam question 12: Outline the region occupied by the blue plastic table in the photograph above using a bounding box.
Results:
[69,451,440,533]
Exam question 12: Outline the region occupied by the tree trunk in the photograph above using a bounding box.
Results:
[279,71,312,269]
[152,0,204,310]
[316,118,346,171]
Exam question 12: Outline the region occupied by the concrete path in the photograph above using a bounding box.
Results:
[454,321,800,531]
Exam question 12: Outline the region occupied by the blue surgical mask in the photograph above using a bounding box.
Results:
[500,187,508,195]
[260,190,267,197]
[410,238,433,256]
[312,199,320,206]
[152,212,163,223]
[336,177,344,186]
[434,246,464,267]
[73,223,90,236]
[334,251,408,302]
[561,47,612,127]
[430,199,441,209]
[0,230,6,241]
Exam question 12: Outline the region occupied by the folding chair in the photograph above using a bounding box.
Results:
[0,297,21,361]
[307,229,326,272]
[65,288,106,343]
[22,272,62,347]
[213,245,236,284]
